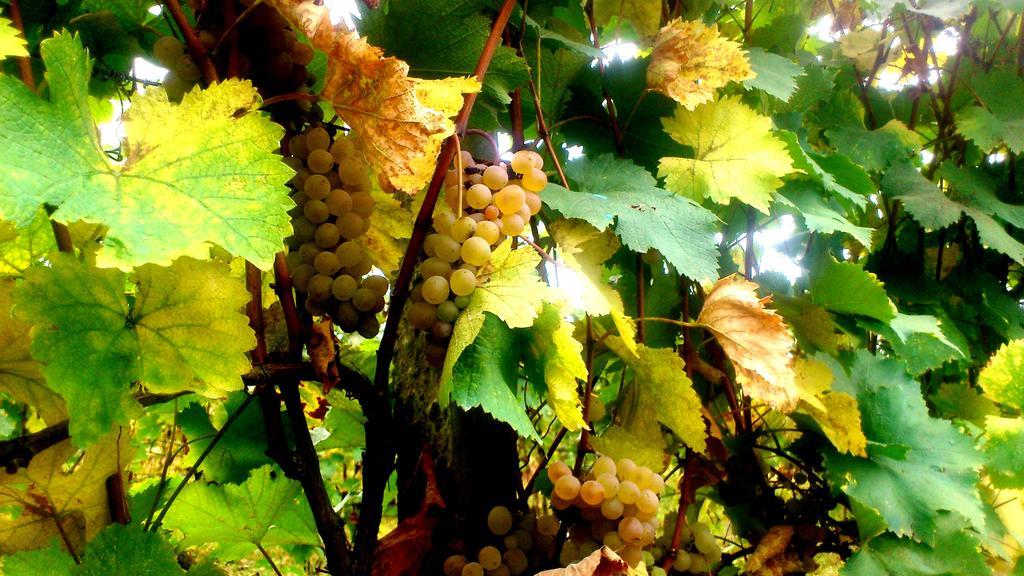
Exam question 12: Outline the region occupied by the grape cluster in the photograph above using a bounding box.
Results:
[651,517,722,574]
[411,149,547,362]
[283,125,387,338]
[444,506,561,576]
[152,36,201,101]
[547,456,666,568]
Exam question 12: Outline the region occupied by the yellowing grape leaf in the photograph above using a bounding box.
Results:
[525,305,588,432]
[591,387,667,471]
[548,219,637,355]
[0,16,27,60]
[266,0,480,193]
[0,279,65,425]
[536,546,630,576]
[648,19,754,111]
[360,188,416,275]
[592,0,662,41]
[16,254,255,447]
[697,275,798,412]
[0,33,293,269]
[0,432,132,555]
[658,96,797,213]
[0,211,57,277]
[439,242,551,403]
[979,340,1024,411]
[794,357,867,456]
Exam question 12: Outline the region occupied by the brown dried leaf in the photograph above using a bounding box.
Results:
[647,19,754,111]
[308,320,339,392]
[265,1,479,193]
[536,546,631,576]
[372,450,445,576]
[696,275,798,411]
[746,525,795,574]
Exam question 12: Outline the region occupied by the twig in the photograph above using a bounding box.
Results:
[272,253,305,358]
[522,427,568,501]
[584,1,624,155]
[162,0,219,84]
[256,542,285,576]
[524,78,570,190]
[7,0,34,91]
[261,92,319,108]
[246,262,268,364]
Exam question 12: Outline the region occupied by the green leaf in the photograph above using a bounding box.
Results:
[16,254,254,446]
[659,96,797,213]
[545,154,719,282]
[883,162,963,230]
[592,0,661,40]
[520,305,587,432]
[842,512,990,576]
[162,465,318,558]
[979,340,1024,410]
[809,255,896,322]
[742,48,804,101]
[0,211,58,277]
[0,33,292,269]
[0,16,28,60]
[822,352,985,544]
[957,68,1024,154]
[777,181,873,246]
[826,119,921,173]
[983,416,1024,489]
[0,541,75,576]
[177,392,271,484]
[0,279,65,425]
[449,313,538,440]
[778,130,872,207]
[316,390,366,452]
[74,524,184,576]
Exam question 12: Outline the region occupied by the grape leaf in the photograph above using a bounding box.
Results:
[842,512,989,576]
[0,211,57,277]
[883,162,963,230]
[269,0,485,192]
[604,337,706,453]
[777,181,873,246]
[822,352,985,544]
[548,219,637,354]
[697,275,798,412]
[647,19,754,110]
[809,255,896,322]
[826,120,921,173]
[74,523,184,576]
[659,96,797,213]
[861,313,967,375]
[360,188,415,275]
[0,432,132,555]
[544,154,719,282]
[316,390,366,452]
[742,48,803,101]
[983,416,1024,489]
[0,279,65,424]
[521,305,587,433]
[16,254,254,446]
[440,242,550,403]
[956,68,1024,154]
[592,0,661,41]
[177,393,271,484]
[979,340,1024,410]
[0,16,27,60]
[0,542,75,576]
[777,131,872,208]
[793,357,867,456]
[162,465,319,559]
[0,33,293,269]
[590,412,667,472]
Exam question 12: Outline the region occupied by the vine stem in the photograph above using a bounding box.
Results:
[525,78,570,190]
[256,542,284,576]
[363,0,518,571]
[162,0,219,84]
[584,1,624,155]
[149,392,256,530]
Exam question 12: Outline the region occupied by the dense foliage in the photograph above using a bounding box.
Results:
[1,0,1023,575]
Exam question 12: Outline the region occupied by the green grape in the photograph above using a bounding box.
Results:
[362,275,389,296]
[299,242,320,263]
[515,203,531,222]
[592,455,616,477]
[408,301,438,330]
[461,562,484,576]
[303,199,330,224]
[303,174,331,200]
[433,234,462,264]
[330,137,354,163]
[554,474,581,500]
[603,531,624,549]
[636,489,659,515]
[420,257,452,279]
[289,168,310,189]
[504,534,519,550]
[494,185,525,214]
[305,126,330,151]
[600,497,624,520]
[291,264,315,292]
[500,214,525,236]
[334,302,360,331]
[433,210,457,235]
[289,134,309,159]
[306,149,335,174]
[617,458,638,479]
[338,213,367,239]
[335,241,363,267]
[314,222,341,248]
[437,300,460,323]
[314,251,341,276]
[423,233,440,258]
[269,52,293,80]
[304,297,326,316]
[331,274,359,301]
[358,315,380,338]
[432,321,453,340]
[588,396,606,421]
[461,237,491,266]
[353,288,378,312]
[477,546,502,570]
[672,551,691,572]
[503,549,528,576]
[443,555,468,576]
[458,150,475,167]
[338,157,368,187]
[449,268,476,297]
[154,36,185,66]
[634,466,654,489]
[617,481,639,505]
[510,150,533,175]
[618,517,643,543]
[537,514,559,536]
[422,276,450,305]
[596,473,619,498]
[474,220,500,245]
[285,251,303,272]
[326,189,353,216]
[487,506,513,536]
[580,480,606,506]
[307,274,333,302]
[454,295,471,309]
[522,168,548,192]
[466,183,493,210]
[694,529,717,556]
[688,554,708,574]
[649,472,665,494]
[548,460,571,482]
[482,164,509,190]
[451,216,477,242]
[347,256,373,277]
[290,190,308,208]
[350,192,375,218]
[484,205,500,221]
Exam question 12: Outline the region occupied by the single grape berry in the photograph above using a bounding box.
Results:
[449,268,477,297]
[487,506,513,536]
[422,276,450,305]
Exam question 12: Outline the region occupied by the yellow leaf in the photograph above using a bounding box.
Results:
[266,1,480,193]
[592,0,662,41]
[439,242,550,402]
[648,19,754,111]
[697,275,798,411]
[659,96,797,213]
[794,357,868,456]
[840,28,890,72]
[0,280,66,424]
[548,219,637,355]
[531,306,588,432]
[0,16,28,60]
[0,432,133,555]
[360,188,417,276]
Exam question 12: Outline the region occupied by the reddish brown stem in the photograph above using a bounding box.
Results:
[662,452,697,571]
[8,0,34,90]
[525,78,571,190]
[163,0,219,84]
[261,92,319,107]
[106,472,130,525]
[584,1,624,155]
[245,262,268,365]
[272,253,304,358]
